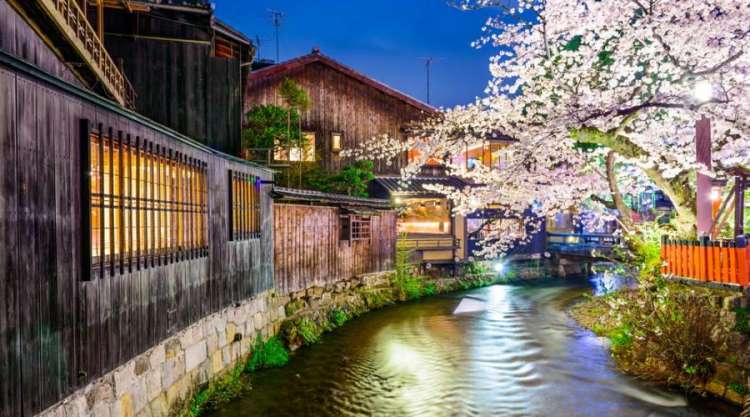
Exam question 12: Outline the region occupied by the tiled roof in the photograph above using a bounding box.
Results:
[372,176,468,196]
[271,187,393,209]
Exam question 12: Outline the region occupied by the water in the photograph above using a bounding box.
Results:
[211,275,740,417]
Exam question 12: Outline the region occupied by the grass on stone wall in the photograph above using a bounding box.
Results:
[182,336,289,417]
[735,307,750,335]
[245,336,289,372]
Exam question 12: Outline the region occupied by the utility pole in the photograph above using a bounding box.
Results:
[420,57,438,104]
[268,10,284,63]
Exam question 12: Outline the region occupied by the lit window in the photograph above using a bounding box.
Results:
[278,132,316,162]
[331,132,342,153]
[397,198,451,235]
[88,128,208,278]
[229,171,261,240]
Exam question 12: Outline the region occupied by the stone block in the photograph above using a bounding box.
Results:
[145,370,162,402]
[134,356,150,377]
[149,345,165,370]
[161,354,185,388]
[64,394,88,417]
[164,339,181,360]
[211,350,224,374]
[254,312,265,330]
[207,332,219,354]
[117,394,135,417]
[185,341,207,372]
[149,394,168,417]
[91,402,112,417]
[705,380,727,398]
[113,362,136,398]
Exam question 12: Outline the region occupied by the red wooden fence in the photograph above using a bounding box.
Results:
[661,238,750,287]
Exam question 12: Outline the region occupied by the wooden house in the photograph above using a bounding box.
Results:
[244,48,438,174]
[0,1,272,415]
[99,0,253,156]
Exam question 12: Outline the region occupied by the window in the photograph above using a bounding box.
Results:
[229,171,261,240]
[331,132,342,153]
[86,124,208,279]
[340,215,371,241]
[398,198,451,235]
[277,132,316,162]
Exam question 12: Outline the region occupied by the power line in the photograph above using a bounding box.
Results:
[268,9,284,63]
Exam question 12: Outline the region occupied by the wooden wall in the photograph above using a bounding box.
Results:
[0,6,273,414]
[103,9,244,156]
[274,204,396,294]
[245,61,432,175]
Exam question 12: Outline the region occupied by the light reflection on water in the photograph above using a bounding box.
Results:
[210,274,739,417]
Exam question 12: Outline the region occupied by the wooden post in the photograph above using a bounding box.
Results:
[97,0,104,41]
[696,116,712,237]
[736,176,745,238]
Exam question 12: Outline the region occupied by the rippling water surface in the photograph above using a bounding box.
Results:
[211,275,740,417]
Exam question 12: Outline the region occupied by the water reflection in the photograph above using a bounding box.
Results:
[210,275,739,417]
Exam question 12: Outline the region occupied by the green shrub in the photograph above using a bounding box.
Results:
[329,308,350,327]
[607,324,633,349]
[464,261,489,276]
[423,283,437,297]
[245,336,289,372]
[735,307,750,335]
[729,382,749,396]
[297,317,322,345]
[183,364,245,417]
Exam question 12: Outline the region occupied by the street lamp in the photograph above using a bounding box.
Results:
[693,80,714,103]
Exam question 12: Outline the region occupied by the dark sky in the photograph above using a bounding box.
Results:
[213,0,498,108]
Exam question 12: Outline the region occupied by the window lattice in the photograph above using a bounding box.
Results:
[229,171,261,240]
[88,127,208,278]
[351,216,371,240]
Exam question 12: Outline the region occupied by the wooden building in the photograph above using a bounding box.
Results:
[244,48,438,174]
[271,188,396,294]
[0,1,273,416]
[99,0,253,156]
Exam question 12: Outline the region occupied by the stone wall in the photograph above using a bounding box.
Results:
[33,271,399,417]
[34,290,286,417]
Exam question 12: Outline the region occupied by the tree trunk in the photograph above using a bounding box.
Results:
[606,151,635,232]
[571,127,697,237]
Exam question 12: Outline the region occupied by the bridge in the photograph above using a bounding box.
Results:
[546,232,622,260]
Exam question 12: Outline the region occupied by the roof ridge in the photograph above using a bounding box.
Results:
[247,51,438,114]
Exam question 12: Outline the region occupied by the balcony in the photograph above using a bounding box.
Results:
[398,236,461,251]
[28,0,136,107]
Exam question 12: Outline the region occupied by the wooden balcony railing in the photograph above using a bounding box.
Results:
[398,237,461,251]
[661,237,750,287]
[37,0,135,107]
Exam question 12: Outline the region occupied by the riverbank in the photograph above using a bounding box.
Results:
[570,279,750,407]
[178,270,504,417]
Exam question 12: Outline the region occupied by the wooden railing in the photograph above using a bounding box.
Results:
[37,0,135,107]
[547,232,621,248]
[398,237,460,250]
[661,237,750,287]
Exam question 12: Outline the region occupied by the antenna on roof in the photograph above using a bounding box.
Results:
[254,35,271,60]
[419,57,441,104]
[268,9,284,63]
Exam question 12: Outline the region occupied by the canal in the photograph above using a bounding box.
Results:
[210,274,740,417]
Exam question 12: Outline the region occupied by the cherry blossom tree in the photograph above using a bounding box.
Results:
[349,0,750,256]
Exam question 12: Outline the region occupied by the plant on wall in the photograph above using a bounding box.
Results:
[242,104,301,151]
[279,78,312,187]
[293,160,376,197]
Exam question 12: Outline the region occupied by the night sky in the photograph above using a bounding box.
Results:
[214,0,498,108]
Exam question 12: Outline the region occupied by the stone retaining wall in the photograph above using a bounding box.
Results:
[34,271,395,417]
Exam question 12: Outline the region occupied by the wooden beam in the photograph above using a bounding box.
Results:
[97,0,103,41]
